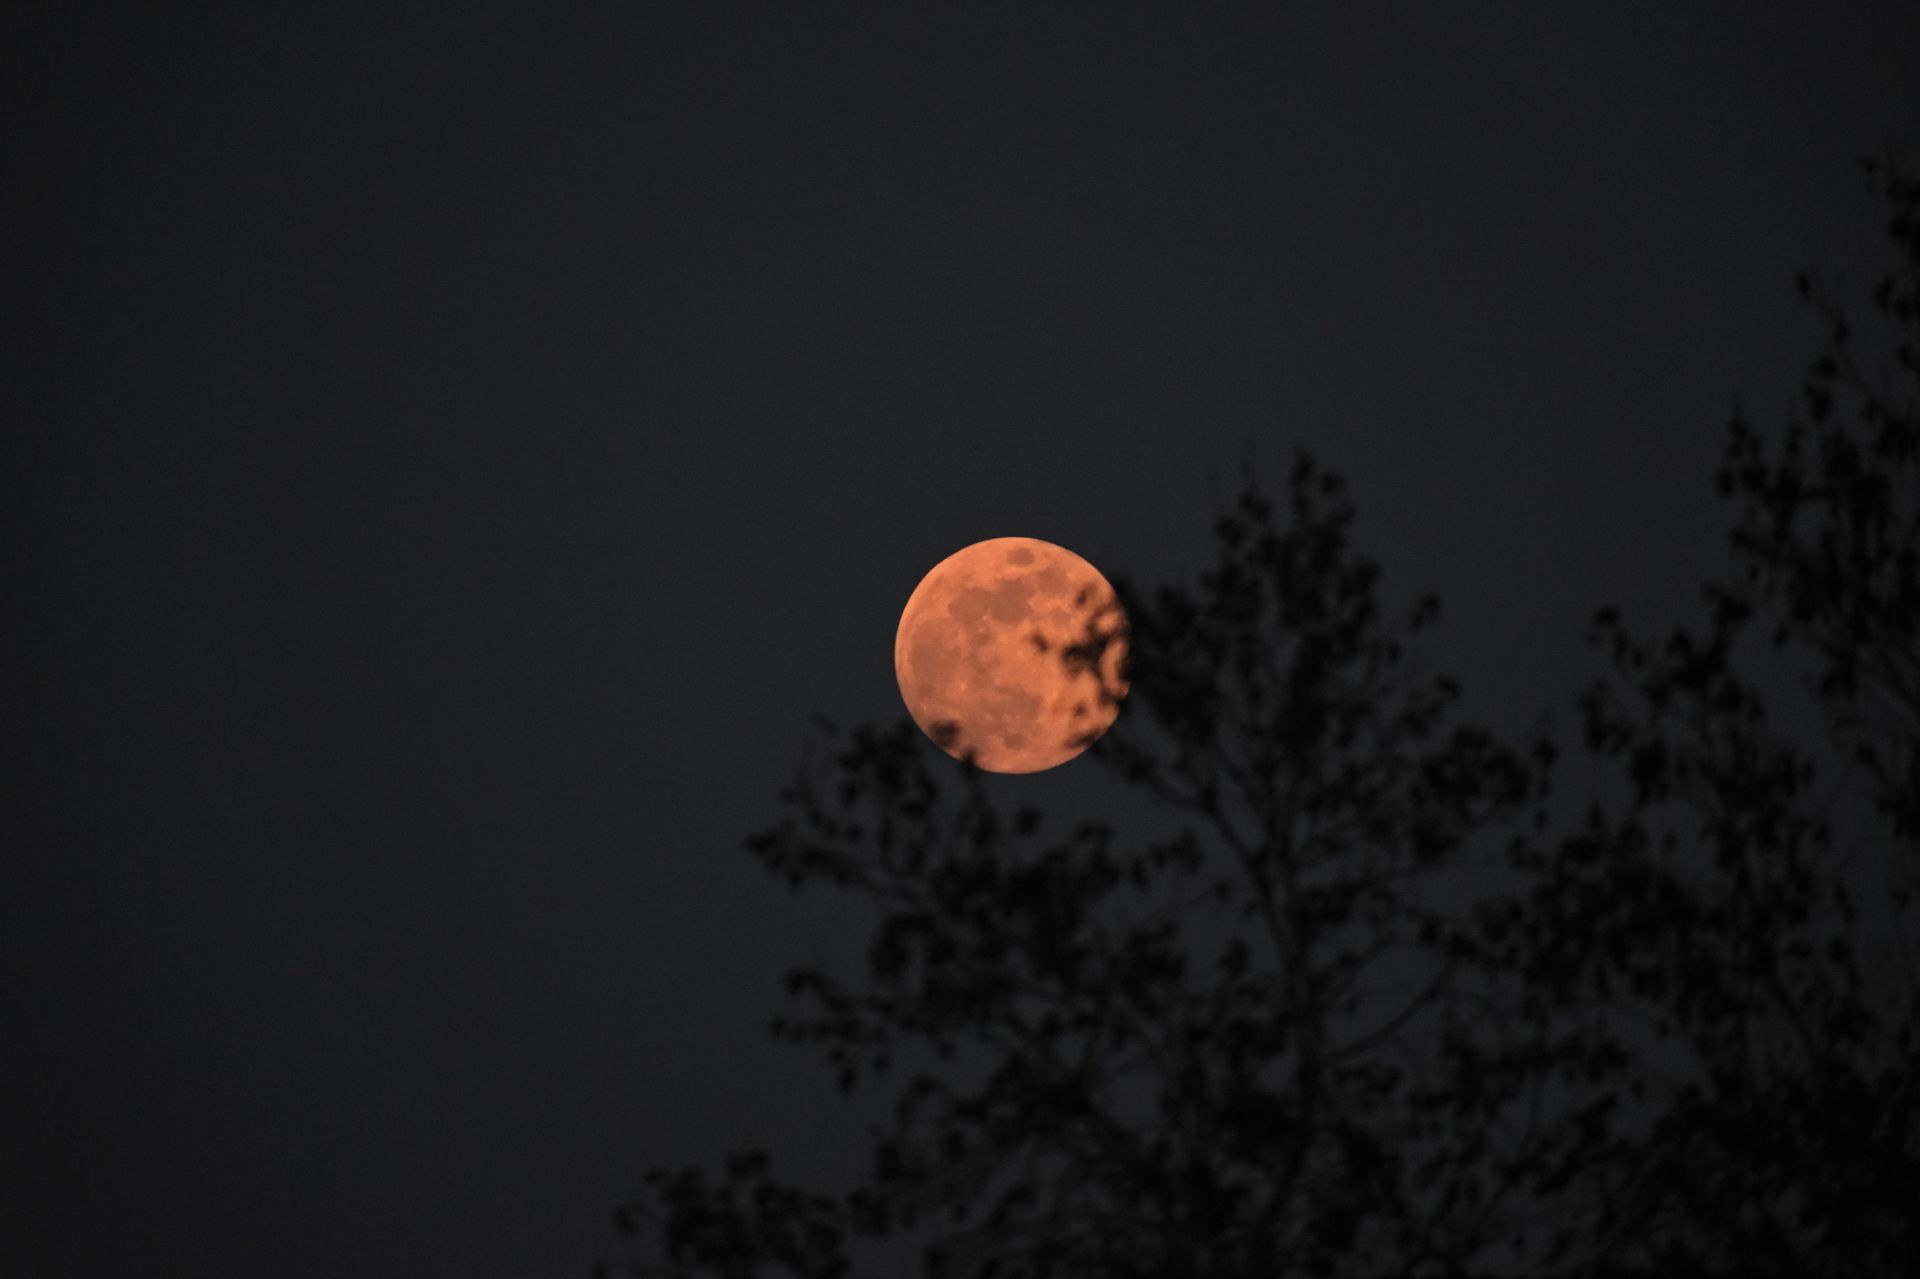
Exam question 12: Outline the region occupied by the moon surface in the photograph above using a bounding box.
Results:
[894,537,1129,773]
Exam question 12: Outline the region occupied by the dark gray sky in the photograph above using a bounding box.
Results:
[6,3,1917,1276]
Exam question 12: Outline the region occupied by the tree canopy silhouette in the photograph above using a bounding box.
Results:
[1493,153,1920,1275]
[602,158,1919,1278]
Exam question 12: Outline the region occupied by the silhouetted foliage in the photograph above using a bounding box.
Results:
[1487,152,1920,1276]
[602,158,1920,1278]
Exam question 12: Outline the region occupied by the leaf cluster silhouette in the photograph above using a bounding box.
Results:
[602,158,1920,1278]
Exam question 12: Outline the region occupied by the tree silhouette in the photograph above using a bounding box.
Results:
[1483,153,1920,1276]
[603,158,1920,1278]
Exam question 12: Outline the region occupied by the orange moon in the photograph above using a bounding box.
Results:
[894,538,1128,773]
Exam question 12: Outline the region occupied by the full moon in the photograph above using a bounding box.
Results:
[894,537,1129,773]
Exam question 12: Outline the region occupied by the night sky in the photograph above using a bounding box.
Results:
[7,4,1918,1276]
